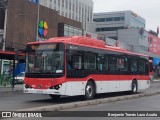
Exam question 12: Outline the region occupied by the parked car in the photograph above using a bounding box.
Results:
[15,72,25,84]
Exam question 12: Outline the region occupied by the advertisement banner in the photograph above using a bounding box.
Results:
[148,33,160,55]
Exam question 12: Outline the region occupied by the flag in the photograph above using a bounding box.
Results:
[157,26,159,34]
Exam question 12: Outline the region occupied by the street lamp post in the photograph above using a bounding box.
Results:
[2,8,7,51]
[36,0,40,41]
[0,0,8,51]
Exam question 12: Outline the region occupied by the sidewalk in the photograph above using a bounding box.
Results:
[0,84,23,97]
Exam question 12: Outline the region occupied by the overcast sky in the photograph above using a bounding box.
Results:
[92,0,160,32]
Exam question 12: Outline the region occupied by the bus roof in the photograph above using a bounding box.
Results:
[28,36,148,58]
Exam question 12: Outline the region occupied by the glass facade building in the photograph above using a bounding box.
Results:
[38,0,93,31]
[58,23,83,37]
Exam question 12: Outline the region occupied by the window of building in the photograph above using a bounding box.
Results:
[93,17,125,22]
[106,18,113,21]
[65,0,68,9]
[76,0,78,13]
[64,31,68,36]
[69,13,71,18]
[62,0,64,7]
[96,26,124,32]
[49,0,52,8]
[120,17,125,20]
[62,11,64,16]
[69,1,71,10]
[99,18,105,22]
[58,0,60,6]
[65,13,67,17]
[73,1,75,11]
[96,28,100,32]
[114,17,120,21]
[79,2,81,14]
[63,24,83,37]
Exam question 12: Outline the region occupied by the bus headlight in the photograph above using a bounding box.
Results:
[25,84,32,89]
[50,84,62,90]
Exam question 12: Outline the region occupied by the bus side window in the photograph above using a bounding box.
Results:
[130,59,137,72]
[97,55,108,70]
[138,60,145,73]
[73,55,82,69]
[108,56,118,71]
[149,61,153,72]
[67,61,72,70]
[84,53,96,70]
[117,57,128,72]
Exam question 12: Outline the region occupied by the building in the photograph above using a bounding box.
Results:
[118,28,160,61]
[148,31,160,66]
[0,0,82,51]
[93,10,145,40]
[38,0,93,31]
[118,28,148,54]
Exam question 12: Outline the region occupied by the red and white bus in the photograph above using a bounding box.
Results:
[24,36,151,100]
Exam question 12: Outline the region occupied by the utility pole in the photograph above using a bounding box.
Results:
[36,0,40,42]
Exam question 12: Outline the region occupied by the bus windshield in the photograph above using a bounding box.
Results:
[26,43,64,74]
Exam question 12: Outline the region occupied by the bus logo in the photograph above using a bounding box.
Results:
[38,21,48,37]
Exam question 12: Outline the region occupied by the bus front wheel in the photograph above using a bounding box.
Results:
[49,94,61,100]
[84,81,95,100]
[131,80,138,94]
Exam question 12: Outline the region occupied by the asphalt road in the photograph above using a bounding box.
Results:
[46,93,160,120]
[3,87,160,120]
[0,90,140,111]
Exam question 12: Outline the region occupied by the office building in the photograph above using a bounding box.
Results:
[93,10,145,40]
[118,28,160,59]
[39,0,93,30]
[0,0,82,51]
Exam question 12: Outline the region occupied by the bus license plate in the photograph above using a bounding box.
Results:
[37,90,43,94]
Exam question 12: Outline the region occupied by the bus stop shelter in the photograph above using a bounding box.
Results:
[0,50,24,89]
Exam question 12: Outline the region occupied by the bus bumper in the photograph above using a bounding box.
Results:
[24,88,61,95]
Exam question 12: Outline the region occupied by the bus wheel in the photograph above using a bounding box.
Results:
[131,80,138,94]
[49,94,61,100]
[84,81,95,100]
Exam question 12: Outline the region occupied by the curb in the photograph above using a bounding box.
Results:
[0,90,23,97]
[17,91,160,112]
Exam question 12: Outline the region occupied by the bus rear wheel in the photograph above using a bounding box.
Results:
[84,81,95,100]
[49,94,61,100]
[131,80,138,94]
